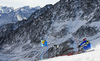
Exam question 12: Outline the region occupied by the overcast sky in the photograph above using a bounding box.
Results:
[0,0,60,8]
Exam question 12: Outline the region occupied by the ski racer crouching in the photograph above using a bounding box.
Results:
[78,38,92,52]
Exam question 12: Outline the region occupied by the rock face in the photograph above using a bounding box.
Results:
[0,6,40,26]
[0,0,100,61]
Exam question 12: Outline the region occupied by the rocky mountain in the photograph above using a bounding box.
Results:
[0,6,40,26]
[0,4,53,46]
[0,0,99,61]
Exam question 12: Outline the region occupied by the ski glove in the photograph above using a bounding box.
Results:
[78,45,80,48]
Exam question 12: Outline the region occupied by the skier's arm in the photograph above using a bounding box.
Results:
[79,41,87,46]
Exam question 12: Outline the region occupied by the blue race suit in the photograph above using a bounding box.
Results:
[79,40,91,51]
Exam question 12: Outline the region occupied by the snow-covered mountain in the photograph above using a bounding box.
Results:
[0,6,40,26]
[0,0,99,61]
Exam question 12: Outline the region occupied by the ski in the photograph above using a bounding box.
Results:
[67,49,95,56]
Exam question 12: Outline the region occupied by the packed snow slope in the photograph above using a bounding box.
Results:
[41,37,100,61]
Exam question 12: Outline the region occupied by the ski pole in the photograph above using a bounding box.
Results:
[76,38,79,45]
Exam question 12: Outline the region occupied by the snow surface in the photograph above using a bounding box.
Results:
[40,37,100,61]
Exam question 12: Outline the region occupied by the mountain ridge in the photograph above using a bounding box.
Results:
[0,6,40,26]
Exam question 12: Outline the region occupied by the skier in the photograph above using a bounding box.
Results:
[78,38,92,52]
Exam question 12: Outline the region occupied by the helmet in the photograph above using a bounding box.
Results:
[83,37,86,41]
